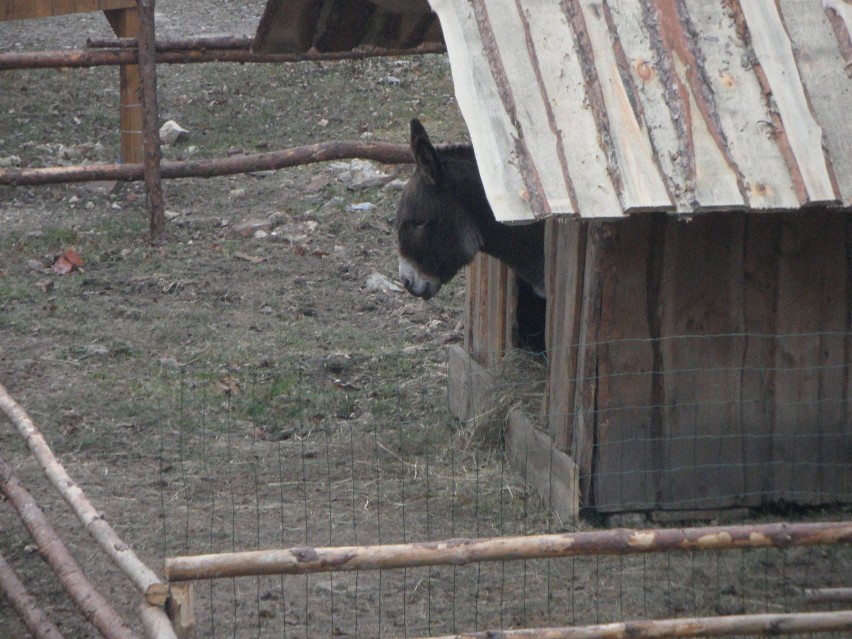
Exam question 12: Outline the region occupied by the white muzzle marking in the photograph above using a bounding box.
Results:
[398,256,441,300]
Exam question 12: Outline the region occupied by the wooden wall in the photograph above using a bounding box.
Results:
[543,210,851,514]
[465,252,517,368]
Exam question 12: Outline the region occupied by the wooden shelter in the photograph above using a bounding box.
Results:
[253,0,852,518]
[433,0,852,518]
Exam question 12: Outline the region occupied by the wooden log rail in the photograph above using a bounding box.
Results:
[0,550,66,639]
[415,610,852,638]
[86,35,253,50]
[164,521,852,581]
[805,587,852,603]
[0,458,138,639]
[0,141,414,186]
[0,384,170,607]
[0,41,447,70]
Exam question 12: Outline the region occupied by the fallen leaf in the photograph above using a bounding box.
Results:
[52,248,84,275]
[52,256,74,275]
[62,247,84,267]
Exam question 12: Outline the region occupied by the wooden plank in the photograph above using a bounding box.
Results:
[623,0,745,211]
[773,210,851,504]
[680,0,799,210]
[429,0,534,222]
[464,253,486,361]
[740,215,781,504]
[657,214,746,510]
[104,7,143,165]
[1,0,136,20]
[739,0,837,205]
[507,408,579,524]
[521,0,622,217]
[573,0,673,214]
[592,214,658,513]
[486,254,507,365]
[479,0,576,215]
[779,0,852,207]
[447,344,492,424]
[545,218,586,452]
[501,266,517,356]
[252,0,319,53]
[570,221,605,504]
[448,347,580,523]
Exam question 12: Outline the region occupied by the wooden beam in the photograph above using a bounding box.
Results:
[507,408,578,524]
[0,42,448,70]
[164,521,852,581]
[0,0,136,21]
[104,7,143,164]
[0,141,414,185]
[415,610,852,639]
[0,457,138,639]
[0,383,169,606]
[133,0,165,241]
[0,551,66,639]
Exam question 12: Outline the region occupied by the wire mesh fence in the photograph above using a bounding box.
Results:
[152,341,851,638]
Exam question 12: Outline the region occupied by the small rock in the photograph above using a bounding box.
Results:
[159,119,190,145]
[366,272,403,294]
[345,159,393,190]
[305,174,333,193]
[164,209,181,220]
[0,155,21,167]
[232,220,272,238]
[229,188,246,199]
[383,178,408,192]
[81,180,119,194]
[346,202,375,212]
[380,75,401,86]
[253,229,269,239]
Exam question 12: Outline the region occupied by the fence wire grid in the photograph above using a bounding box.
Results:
[152,334,851,638]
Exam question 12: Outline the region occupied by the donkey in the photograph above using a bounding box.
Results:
[395,119,545,301]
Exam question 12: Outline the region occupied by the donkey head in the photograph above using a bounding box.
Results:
[395,120,482,300]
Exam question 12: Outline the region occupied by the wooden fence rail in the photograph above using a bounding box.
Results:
[164,520,852,581]
[0,42,447,70]
[413,610,852,639]
[0,141,413,186]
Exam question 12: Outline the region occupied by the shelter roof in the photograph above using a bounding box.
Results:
[431,0,852,221]
[254,0,852,221]
[252,0,442,54]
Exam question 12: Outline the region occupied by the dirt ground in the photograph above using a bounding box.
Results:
[1,3,849,638]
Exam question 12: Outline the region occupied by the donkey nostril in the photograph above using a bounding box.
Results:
[402,277,411,290]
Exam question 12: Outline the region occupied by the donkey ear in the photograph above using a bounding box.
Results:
[410,119,442,185]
